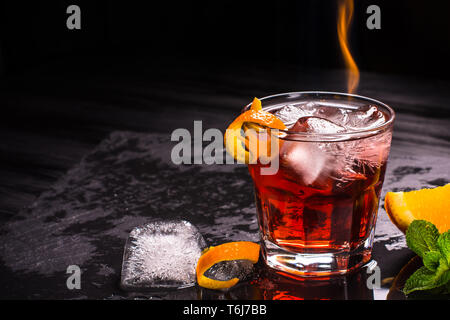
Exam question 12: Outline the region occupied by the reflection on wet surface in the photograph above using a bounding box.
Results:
[156,261,376,300]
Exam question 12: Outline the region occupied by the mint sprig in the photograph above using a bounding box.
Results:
[405,220,439,258]
[403,220,450,295]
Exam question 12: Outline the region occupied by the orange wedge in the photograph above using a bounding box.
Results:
[224,98,286,163]
[196,241,260,290]
[384,184,450,233]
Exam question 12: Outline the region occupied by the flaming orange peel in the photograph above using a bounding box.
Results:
[224,98,286,163]
[196,241,260,290]
[384,184,450,234]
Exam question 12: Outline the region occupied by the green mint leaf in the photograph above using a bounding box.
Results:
[436,257,450,279]
[403,266,440,295]
[423,251,442,272]
[406,220,440,258]
[437,230,450,264]
[435,260,450,290]
[403,258,450,295]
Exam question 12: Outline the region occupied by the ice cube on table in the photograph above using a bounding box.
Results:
[280,117,346,188]
[120,220,207,290]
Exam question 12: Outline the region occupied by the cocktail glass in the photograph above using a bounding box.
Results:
[246,92,395,277]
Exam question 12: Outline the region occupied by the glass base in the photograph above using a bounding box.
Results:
[262,234,374,278]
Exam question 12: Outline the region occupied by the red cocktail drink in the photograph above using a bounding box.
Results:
[245,92,394,277]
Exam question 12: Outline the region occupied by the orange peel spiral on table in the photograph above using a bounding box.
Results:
[196,241,260,290]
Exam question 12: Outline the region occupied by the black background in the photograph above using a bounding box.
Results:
[1,0,450,80]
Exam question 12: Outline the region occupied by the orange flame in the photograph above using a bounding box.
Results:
[337,0,359,94]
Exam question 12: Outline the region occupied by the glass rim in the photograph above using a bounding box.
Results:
[244,91,395,142]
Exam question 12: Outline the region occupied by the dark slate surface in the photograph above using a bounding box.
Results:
[0,128,448,300]
[0,58,449,299]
